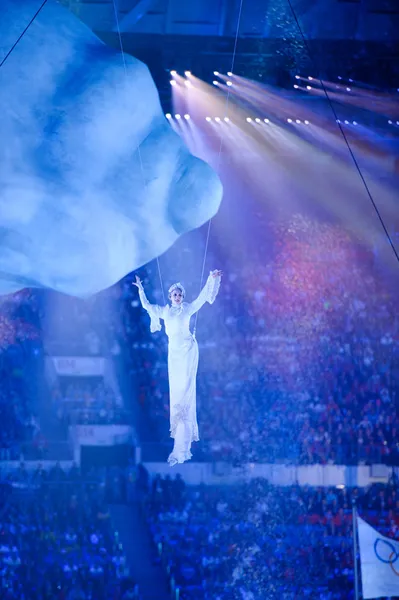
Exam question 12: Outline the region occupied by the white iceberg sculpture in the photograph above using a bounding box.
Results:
[0,0,222,297]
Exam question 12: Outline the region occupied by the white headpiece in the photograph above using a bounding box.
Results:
[168,282,186,297]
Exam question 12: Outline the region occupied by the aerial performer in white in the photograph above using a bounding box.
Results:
[133,270,222,466]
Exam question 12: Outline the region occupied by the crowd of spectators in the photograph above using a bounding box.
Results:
[0,463,140,600]
[1,215,397,467]
[0,293,42,461]
[115,217,398,465]
[145,475,399,600]
[40,291,104,358]
[0,286,131,458]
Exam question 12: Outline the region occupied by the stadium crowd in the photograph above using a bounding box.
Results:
[1,218,397,468]
[144,474,399,600]
[117,219,398,465]
[0,293,42,461]
[0,464,139,600]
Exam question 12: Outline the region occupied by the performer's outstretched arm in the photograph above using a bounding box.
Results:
[132,275,163,332]
[187,270,222,316]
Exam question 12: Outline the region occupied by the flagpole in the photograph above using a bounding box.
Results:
[352,499,360,600]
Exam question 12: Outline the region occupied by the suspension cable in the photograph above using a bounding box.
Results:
[286,0,399,265]
[112,0,167,304]
[0,0,49,69]
[193,0,245,335]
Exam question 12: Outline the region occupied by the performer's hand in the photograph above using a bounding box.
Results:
[212,270,222,278]
[132,275,143,289]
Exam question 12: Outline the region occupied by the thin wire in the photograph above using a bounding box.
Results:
[286,0,399,264]
[194,0,245,334]
[0,0,49,69]
[111,0,167,305]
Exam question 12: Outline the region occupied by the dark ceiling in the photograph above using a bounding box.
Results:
[60,0,399,105]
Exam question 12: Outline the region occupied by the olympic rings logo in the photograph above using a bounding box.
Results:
[374,539,399,576]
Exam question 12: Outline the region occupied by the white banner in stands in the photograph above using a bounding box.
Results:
[52,356,105,377]
[72,425,132,446]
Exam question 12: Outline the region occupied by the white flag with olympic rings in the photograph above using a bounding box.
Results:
[358,515,399,599]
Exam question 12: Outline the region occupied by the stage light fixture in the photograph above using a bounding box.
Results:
[306,86,311,90]
[264,118,270,123]
[213,71,219,76]
[296,119,301,124]
[308,76,313,81]
[246,117,252,122]
[255,118,261,123]
[304,120,310,125]
[212,81,218,86]
[170,70,177,76]
[165,113,171,119]
[287,118,293,123]
[170,80,176,86]
[352,121,357,125]
[226,81,233,86]
[344,120,349,124]
[175,114,181,120]
[346,87,351,91]
[184,71,191,76]
[205,117,211,122]
[293,85,299,89]
[227,71,233,76]
[184,114,190,120]
[224,117,230,122]
[295,75,300,79]
[215,117,221,122]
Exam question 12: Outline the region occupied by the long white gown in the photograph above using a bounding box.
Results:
[137,271,221,466]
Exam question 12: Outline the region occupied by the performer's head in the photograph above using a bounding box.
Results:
[168,282,185,306]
